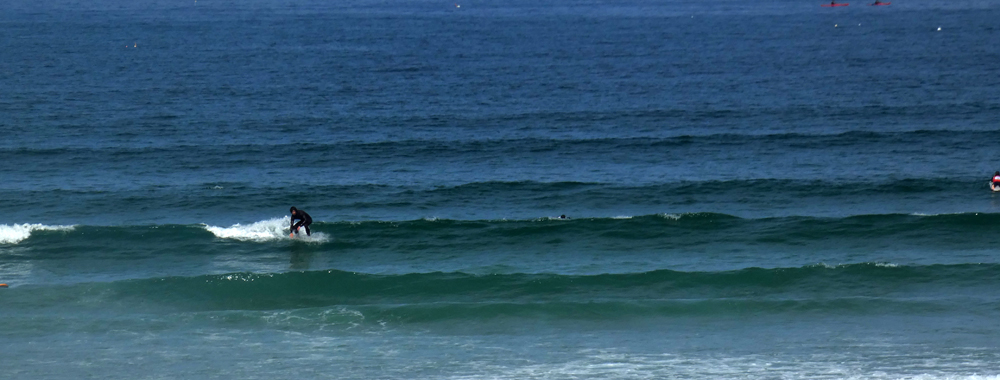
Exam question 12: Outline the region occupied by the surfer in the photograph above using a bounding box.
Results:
[289,207,312,237]
[992,171,1000,189]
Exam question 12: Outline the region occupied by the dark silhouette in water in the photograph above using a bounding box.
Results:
[290,207,312,236]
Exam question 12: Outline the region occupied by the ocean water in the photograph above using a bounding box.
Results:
[2,0,1000,378]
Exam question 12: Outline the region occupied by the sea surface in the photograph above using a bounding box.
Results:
[2,0,1000,378]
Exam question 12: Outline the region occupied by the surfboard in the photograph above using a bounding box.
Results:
[991,182,1000,192]
[822,3,849,6]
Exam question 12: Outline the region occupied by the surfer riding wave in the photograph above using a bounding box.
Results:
[290,207,312,237]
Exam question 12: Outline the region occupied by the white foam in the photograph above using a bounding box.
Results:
[658,213,683,220]
[291,231,330,243]
[808,262,899,269]
[910,212,974,217]
[0,224,75,244]
[458,351,1000,380]
[204,217,330,243]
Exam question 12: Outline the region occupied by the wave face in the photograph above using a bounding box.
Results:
[4,212,1000,288]
[7,212,1000,249]
[8,212,1000,315]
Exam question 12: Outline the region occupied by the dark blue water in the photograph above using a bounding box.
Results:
[2,0,1000,378]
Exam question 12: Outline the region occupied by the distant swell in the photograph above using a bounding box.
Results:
[1,177,991,227]
[3,128,999,153]
[8,264,998,321]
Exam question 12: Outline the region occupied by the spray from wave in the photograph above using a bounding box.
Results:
[202,217,330,243]
[0,224,75,244]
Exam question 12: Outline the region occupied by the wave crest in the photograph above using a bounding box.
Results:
[0,223,75,244]
[203,217,330,243]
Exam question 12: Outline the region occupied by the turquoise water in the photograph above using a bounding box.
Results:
[3,0,1000,378]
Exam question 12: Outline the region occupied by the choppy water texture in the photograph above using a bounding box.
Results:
[2,0,1000,379]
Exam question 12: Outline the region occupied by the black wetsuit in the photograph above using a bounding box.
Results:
[291,210,312,236]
